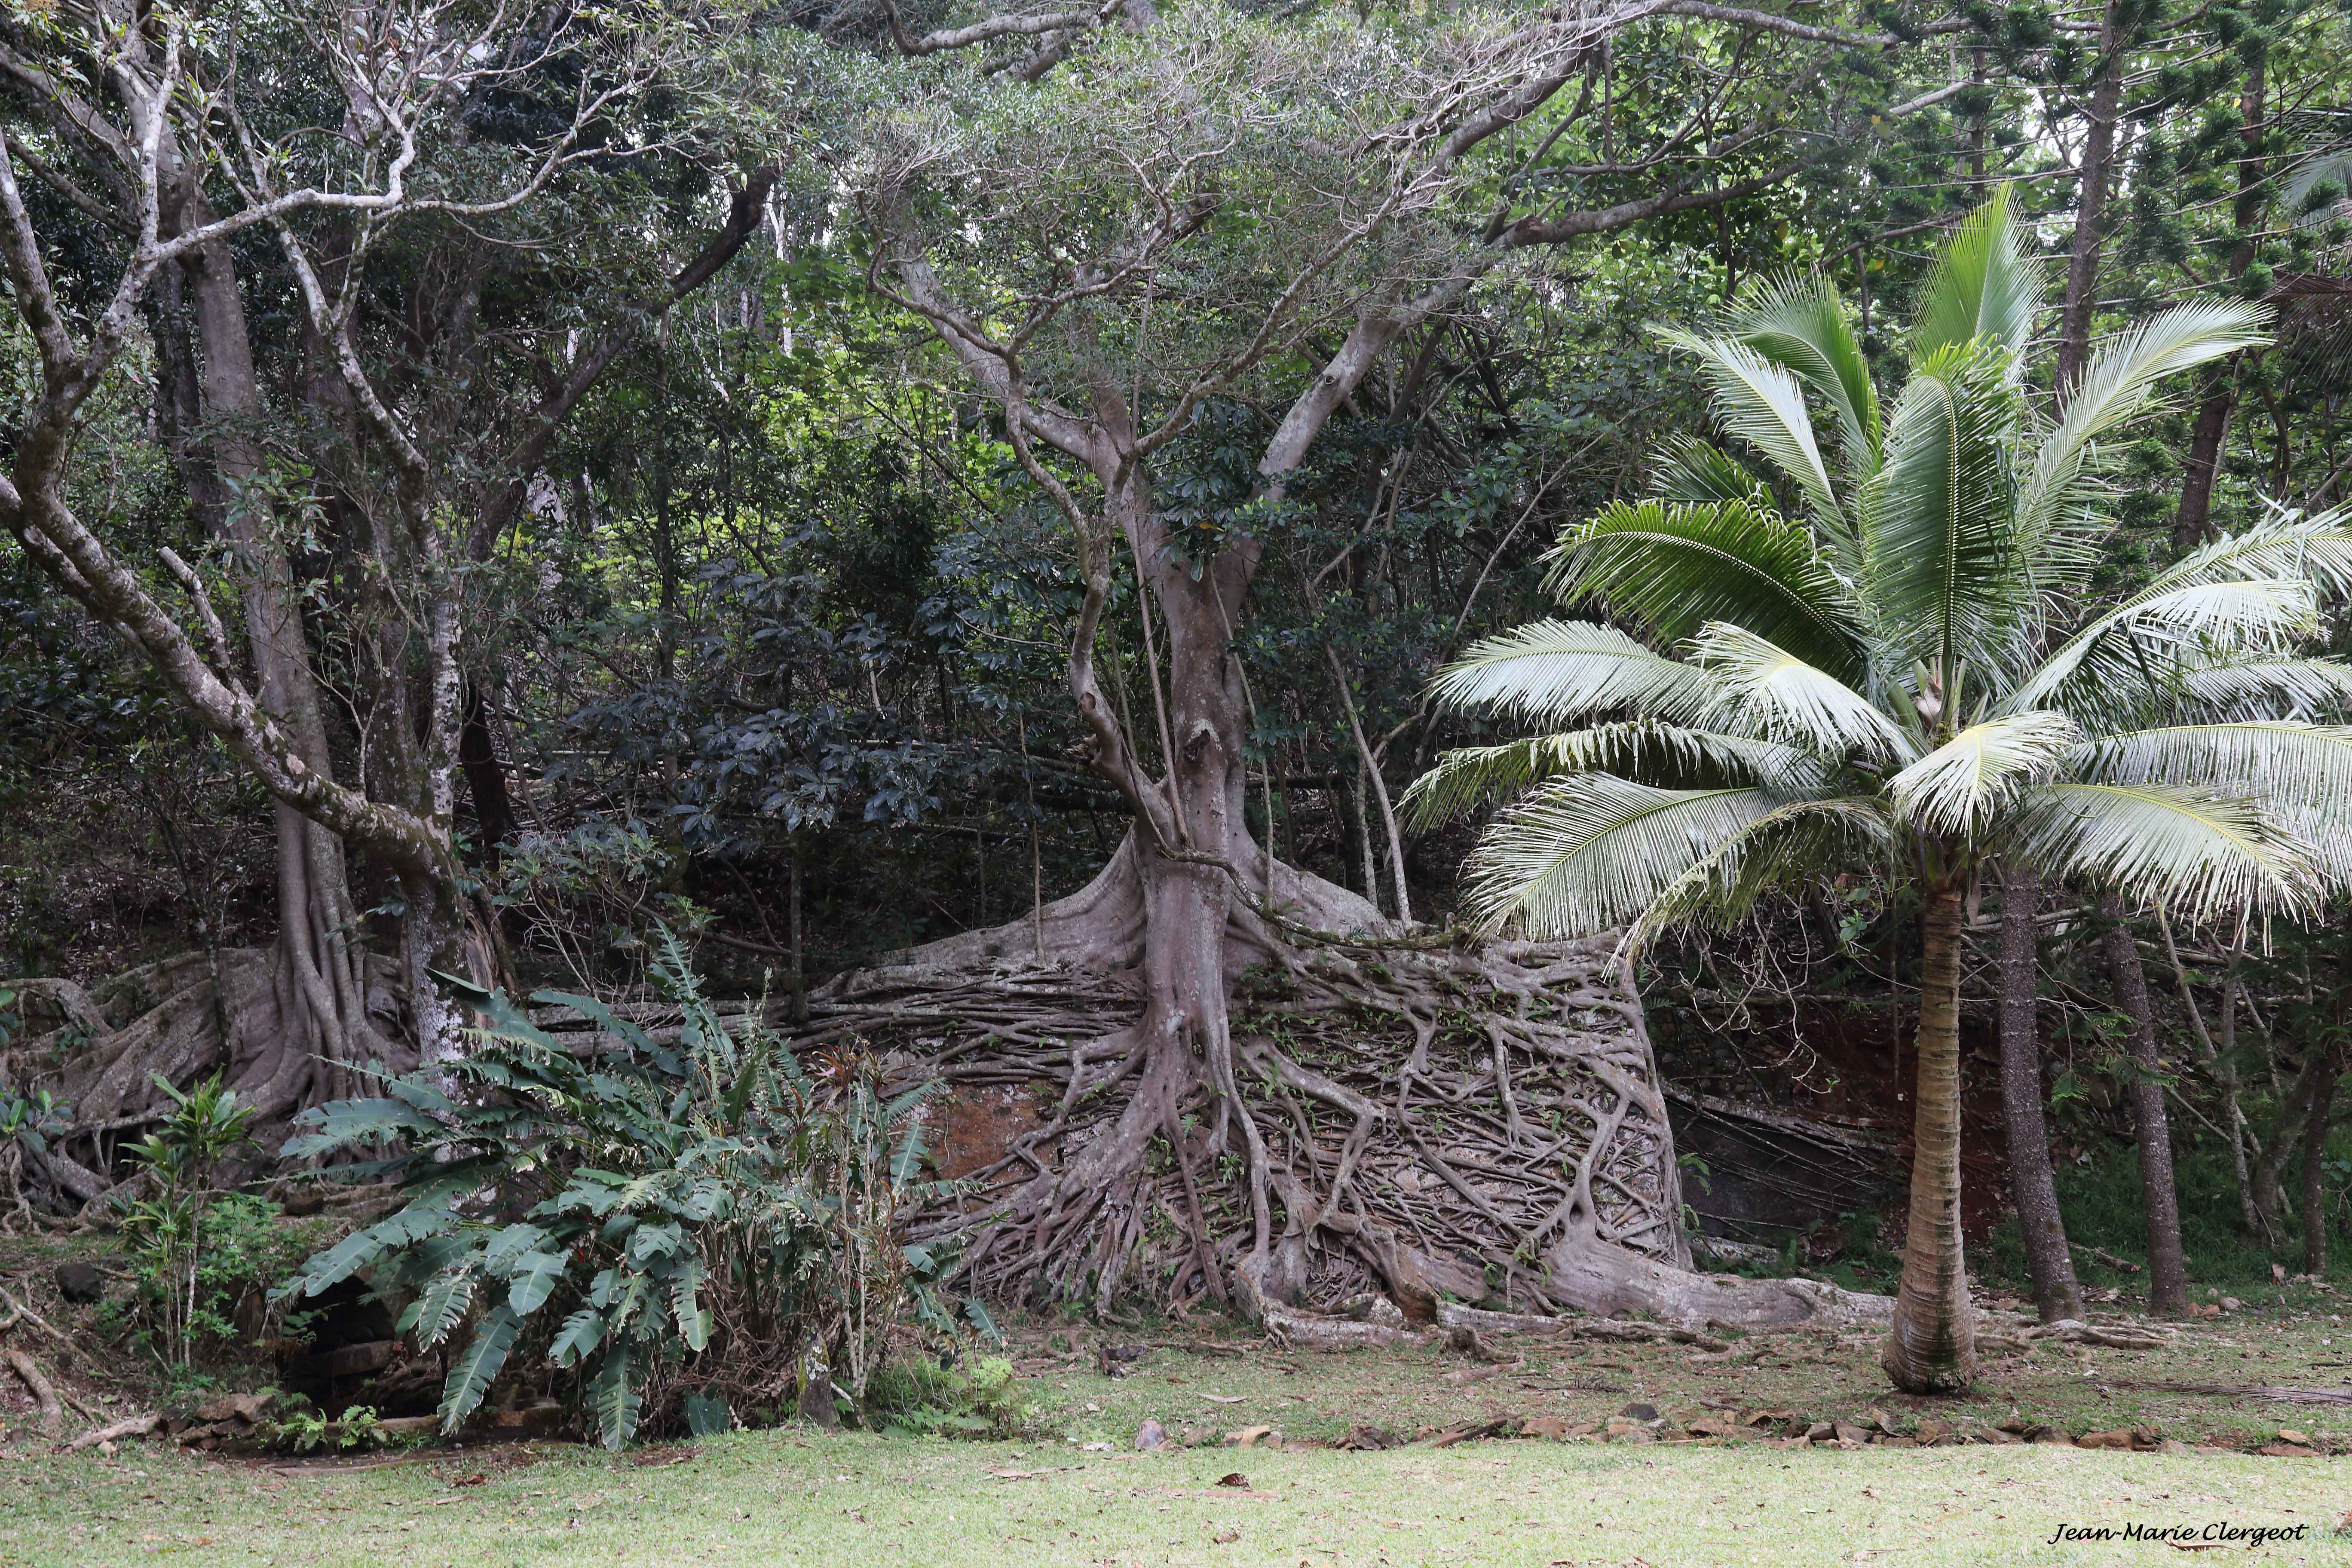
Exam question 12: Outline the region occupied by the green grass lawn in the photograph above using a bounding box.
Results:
[2,1424,2345,1567]
[8,1293,2352,1568]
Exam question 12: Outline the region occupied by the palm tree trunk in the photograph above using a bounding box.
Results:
[1882,881,1977,1393]
[1997,867,2080,1322]
[2098,898,2190,1316]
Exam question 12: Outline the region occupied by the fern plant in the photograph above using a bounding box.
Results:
[278,935,980,1447]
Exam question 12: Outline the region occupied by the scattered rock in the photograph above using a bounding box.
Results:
[2277,1428,2310,1446]
[1227,1426,1273,1449]
[1832,1421,1871,1448]
[2256,1443,2319,1458]
[1337,1424,1406,1451]
[1135,1418,1167,1451]
[53,1263,104,1305]
[2221,1297,2242,1312]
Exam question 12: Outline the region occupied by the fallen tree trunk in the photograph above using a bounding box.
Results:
[4,1349,63,1438]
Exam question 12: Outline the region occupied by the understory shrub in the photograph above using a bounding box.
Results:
[278,937,989,1446]
[104,1075,316,1381]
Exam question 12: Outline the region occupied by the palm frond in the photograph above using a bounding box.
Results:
[1718,273,1880,472]
[1458,776,1784,937]
[1862,341,2028,678]
[2007,578,2324,720]
[1911,183,2043,362]
[1544,498,1865,678]
[2018,299,2272,553]
[1687,622,1917,762]
[2011,781,2318,919]
[1655,329,1844,528]
[1652,437,1775,508]
[1428,620,1718,727]
[1623,796,1892,954]
[1402,723,1823,829]
[2075,721,2352,817]
[2174,656,2352,720]
[1887,710,2079,837]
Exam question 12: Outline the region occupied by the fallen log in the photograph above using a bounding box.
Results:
[67,1412,162,1451]
[4,1349,63,1438]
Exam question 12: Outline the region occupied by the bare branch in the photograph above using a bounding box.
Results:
[882,0,1122,56]
[157,547,239,678]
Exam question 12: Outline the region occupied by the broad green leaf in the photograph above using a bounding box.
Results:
[551,1306,606,1367]
[507,1250,569,1316]
[438,1306,521,1432]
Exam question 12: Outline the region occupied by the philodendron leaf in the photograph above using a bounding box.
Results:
[407,1266,478,1348]
[480,1222,549,1275]
[590,1342,644,1450]
[507,1250,569,1316]
[669,1257,710,1352]
[438,1305,521,1432]
[551,1306,606,1368]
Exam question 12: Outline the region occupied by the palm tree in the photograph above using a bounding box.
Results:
[1407,187,2352,1393]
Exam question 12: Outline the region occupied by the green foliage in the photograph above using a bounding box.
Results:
[279,932,989,1447]
[107,1075,277,1372]
[862,1355,1037,1440]
[263,1402,402,1455]
[1420,189,2343,944]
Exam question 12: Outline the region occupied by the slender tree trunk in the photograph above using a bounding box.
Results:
[2054,0,2125,403]
[2099,899,2190,1316]
[459,679,518,868]
[2173,59,2266,552]
[2217,979,2264,1237]
[2303,1050,2340,1277]
[1997,867,2079,1322]
[1883,881,1977,1393]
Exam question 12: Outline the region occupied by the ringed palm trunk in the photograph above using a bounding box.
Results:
[1882,880,1978,1393]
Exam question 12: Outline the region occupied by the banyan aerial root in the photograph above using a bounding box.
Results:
[1,946,417,1219]
[732,843,1890,1334]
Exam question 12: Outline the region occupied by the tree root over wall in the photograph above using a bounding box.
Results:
[765,845,1889,1333]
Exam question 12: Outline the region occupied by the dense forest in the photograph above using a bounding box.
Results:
[6,0,2352,1435]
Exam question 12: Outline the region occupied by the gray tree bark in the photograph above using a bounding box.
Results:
[1997,867,2080,1322]
[2099,899,2189,1317]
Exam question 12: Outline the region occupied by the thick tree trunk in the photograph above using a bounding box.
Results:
[153,221,398,1111]
[1883,882,1976,1393]
[1997,868,2080,1322]
[2100,900,2190,1316]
